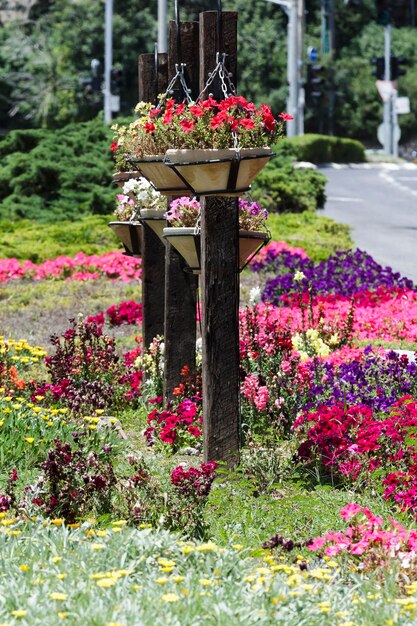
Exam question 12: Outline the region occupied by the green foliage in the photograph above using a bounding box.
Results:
[266,211,353,262]
[0,215,117,261]
[0,117,116,222]
[252,160,327,214]
[276,134,366,164]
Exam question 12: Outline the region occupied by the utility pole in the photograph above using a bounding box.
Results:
[383,22,392,154]
[104,0,113,124]
[297,0,305,135]
[321,0,335,134]
[264,0,301,137]
[158,0,168,53]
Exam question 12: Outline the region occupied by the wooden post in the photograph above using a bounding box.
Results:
[199,12,240,465]
[138,53,168,349]
[163,20,199,402]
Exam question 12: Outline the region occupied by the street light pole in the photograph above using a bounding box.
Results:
[158,0,168,53]
[264,0,300,137]
[104,0,113,124]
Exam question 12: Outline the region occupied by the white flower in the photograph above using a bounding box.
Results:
[249,286,262,306]
[196,337,203,354]
[293,271,306,282]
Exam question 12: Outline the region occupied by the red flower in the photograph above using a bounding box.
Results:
[239,118,256,130]
[145,122,156,134]
[200,96,219,110]
[278,112,294,122]
[110,142,118,152]
[179,119,195,132]
[149,107,161,119]
[163,111,174,124]
[189,105,205,117]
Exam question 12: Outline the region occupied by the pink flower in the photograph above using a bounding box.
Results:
[340,502,363,521]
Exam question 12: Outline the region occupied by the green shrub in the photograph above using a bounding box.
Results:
[251,162,327,214]
[275,134,366,164]
[0,116,116,223]
[0,215,118,262]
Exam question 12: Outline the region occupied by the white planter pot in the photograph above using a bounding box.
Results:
[112,171,142,188]
[162,227,270,273]
[140,208,167,241]
[108,221,142,257]
[164,147,274,196]
[128,155,189,195]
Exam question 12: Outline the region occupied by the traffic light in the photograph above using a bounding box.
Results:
[306,63,325,102]
[390,56,408,80]
[110,67,123,94]
[376,0,390,24]
[375,0,413,26]
[371,57,385,80]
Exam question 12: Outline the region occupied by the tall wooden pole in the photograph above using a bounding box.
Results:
[138,52,168,349]
[163,20,199,402]
[199,11,240,465]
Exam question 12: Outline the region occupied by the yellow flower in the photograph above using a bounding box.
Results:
[172,575,185,583]
[50,592,68,601]
[23,437,34,443]
[51,518,64,526]
[90,543,105,550]
[161,593,180,603]
[57,613,69,620]
[199,579,213,587]
[18,564,30,572]
[96,530,108,537]
[155,577,168,584]
[195,541,219,552]
[96,578,117,588]
[111,520,127,527]
[106,623,124,626]
[10,610,27,618]
[56,573,67,580]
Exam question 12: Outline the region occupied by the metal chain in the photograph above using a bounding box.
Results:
[158,63,192,107]
[193,205,201,236]
[196,53,240,152]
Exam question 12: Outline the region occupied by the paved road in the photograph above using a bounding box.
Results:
[319,163,417,282]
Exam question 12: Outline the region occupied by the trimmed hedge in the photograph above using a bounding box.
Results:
[275,134,366,164]
[251,162,327,214]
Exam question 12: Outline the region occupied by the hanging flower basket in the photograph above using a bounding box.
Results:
[128,155,190,196]
[112,171,142,188]
[162,227,270,274]
[164,147,274,196]
[108,221,143,257]
[139,207,167,241]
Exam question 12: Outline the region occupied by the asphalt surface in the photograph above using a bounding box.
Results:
[319,162,417,282]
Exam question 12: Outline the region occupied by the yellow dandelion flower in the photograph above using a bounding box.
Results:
[96,578,117,588]
[57,613,69,620]
[51,518,64,526]
[161,593,180,603]
[195,541,218,552]
[56,573,67,580]
[18,564,30,572]
[172,575,185,583]
[199,579,212,587]
[24,437,34,443]
[10,610,27,618]
[50,592,68,601]
[155,577,168,584]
